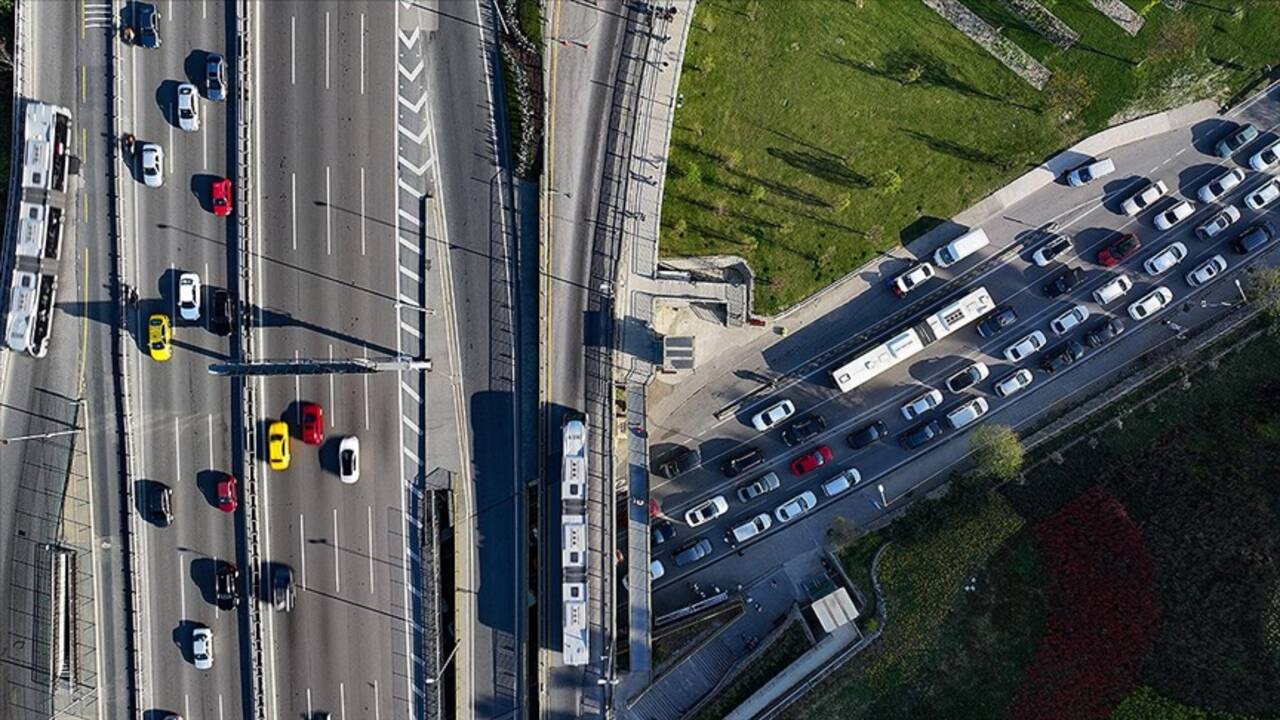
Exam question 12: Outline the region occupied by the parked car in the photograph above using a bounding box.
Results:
[846,419,889,450]
[1143,242,1188,276]
[945,397,989,430]
[750,399,795,432]
[650,560,665,581]
[1215,122,1259,158]
[1196,206,1241,241]
[821,468,861,498]
[891,262,935,298]
[1244,178,1280,211]
[1096,234,1141,267]
[721,447,765,478]
[993,369,1034,398]
[1249,138,1280,171]
[1153,200,1195,231]
[736,472,781,503]
[1185,254,1227,287]
[1085,318,1125,348]
[1121,180,1169,216]
[976,305,1018,338]
[191,627,213,670]
[205,52,226,101]
[1198,168,1246,203]
[790,446,833,477]
[1128,286,1174,321]
[1050,304,1090,336]
[657,447,700,478]
[899,420,944,450]
[781,414,826,447]
[1234,221,1274,255]
[176,82,201,132]
[1042,340,1085,373]
[651,520,676,546]
[773,491,817,523]
[684,496,729,527]
[178,272,201,321]
[1044,266,1085,296]
[215,474,238,513]
[1031,233,1072,266]
[900,388,943,421]
[673,538,714,567]
[945,362,989,393]
[1003,330,1047,362]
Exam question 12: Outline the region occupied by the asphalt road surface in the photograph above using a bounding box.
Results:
[648,85,1280,613]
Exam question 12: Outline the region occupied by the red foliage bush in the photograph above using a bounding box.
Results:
[1010,486,1158,720]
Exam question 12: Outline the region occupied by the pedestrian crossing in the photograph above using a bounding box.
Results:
[83,2,113,31]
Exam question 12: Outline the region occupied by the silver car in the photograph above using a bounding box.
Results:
[140,142,164,187]
[1185,254,1227,287]
[1143,242,1187,276]
[1121,180,1168,216]
[1154,200,1195,231]
[1195,206,1241,241]
[774,491,817,523]
[176,82,200,132]
[1003,330,1046,363]
[993,369,1034,398]
[900,388,942,421]
[1049,304,1090,336]
[1197,168,1245,203]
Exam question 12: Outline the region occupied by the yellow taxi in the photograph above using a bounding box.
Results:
[148,313,172,361]
[267,421,291,470]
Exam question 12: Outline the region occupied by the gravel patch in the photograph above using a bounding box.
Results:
[921,0,1052,89]
[1000,0,1079,49]
[1089,0,1145,36]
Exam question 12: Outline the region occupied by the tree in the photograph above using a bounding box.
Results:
[874,169,902,196]
[1043,69,1094,123]
[970,425,1024,482]
[827,516,859,549]
[1246,266,1280,323]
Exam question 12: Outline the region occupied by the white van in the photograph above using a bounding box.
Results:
[1092,274,1133,305]
[727,513,772,545]
[1066,157,1115,187]
[934,228,990,268]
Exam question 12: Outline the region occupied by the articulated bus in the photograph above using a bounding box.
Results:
[561,417,590,666]
[831,287,996,394]
[21,102,72,195]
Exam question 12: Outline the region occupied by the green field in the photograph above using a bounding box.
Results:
[664,0,1280,312]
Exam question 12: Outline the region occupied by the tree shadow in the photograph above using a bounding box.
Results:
[898,128,1005,167]
[821,48,1036,111]
[765,147,870,189]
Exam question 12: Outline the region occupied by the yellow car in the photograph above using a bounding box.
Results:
[267,421,291,470]
[148,313,172,361]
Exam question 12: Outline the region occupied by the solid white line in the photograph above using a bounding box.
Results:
[184,695,190,720]
[325,11,331,89]
[306,688,313,719]
[373,680,381,720]
[360,13,366,95]
[340,682,347,720]
[299,514,308,588]
[333,508,341,593]
[361,166,367,256]
[218,694,224,720]
[203,0,207,19]
[291,172,297,251]
[367,505,375,593]
[291,15,296,85]
[326,165,332,255]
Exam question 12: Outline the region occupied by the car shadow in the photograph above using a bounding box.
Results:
[1189,118,1238,156]
[1177,162,1223,198]
[155,79,181,128]
[195,468,221,510]
[191,173,219,214]
[190,556,219,606]
[172,619,200,664]
[1100,175,1146,214]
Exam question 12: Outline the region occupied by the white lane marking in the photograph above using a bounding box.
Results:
[373,680,380,720]
[179,559,187,617]
[398,59,423,81]
[397,177,418,196]
[218,693,224,720]
[328,345,336,419]
[397,208,420,227]
[207,414,214,468]
[360,166,367,256]
[326,164,332,256]
[340,681,347,719]
[306,688,312,719]
[404,448,419,465]
[294,350,301,406]
[291,172,297,251]
[399,265,421,283]
[332,508,340,593]
[398,234,420,254]
[367,505,374,593]
[362,346,371,429]
[360,13,366,95]
[202,126,208,168]
[403,416,420,434]
[400,321,421,339]
[184,695,190,720]
[202,0,206,19]
[299,513,308,588]
[401,381,419,403]
[168,124,175,174]
[398,122,428,145]
[325,11,331,89]
[291,15,296,85]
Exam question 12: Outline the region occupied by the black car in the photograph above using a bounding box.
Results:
[1043,266,1085,297]
[215,563,240,609]
[1085,318,1124,348]
[976,305,1018,338]
[1042,340,1085,373]
[847,419,889,450]
[657,447,700,479]
[781,415,826,447]
[1234,221,1274,255]
[210,288,233,336]
[673,538,713,567]
[721,447,765,478]
[151,483,173,526]
[945,363,988,393]
[272,565,296,612]
[899,420,944,450]
[205,53,226,102]
[651,520,676,546]
[136,4,161,49]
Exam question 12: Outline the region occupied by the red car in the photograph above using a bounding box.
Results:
[300,402,324,445]
[212,177,233,217]
[790,445,833,477]
[1096,233,1141,267]
[216,475,238,513]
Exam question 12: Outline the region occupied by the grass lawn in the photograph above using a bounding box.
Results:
[664,0,1280,312]
[688,620,812,720]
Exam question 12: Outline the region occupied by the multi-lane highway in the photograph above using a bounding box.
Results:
[648,86,1280,609]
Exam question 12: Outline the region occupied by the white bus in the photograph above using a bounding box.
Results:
[5,271,40,354]
[832,287,996,394]
[21,102,72,194]
[560,417,591,666]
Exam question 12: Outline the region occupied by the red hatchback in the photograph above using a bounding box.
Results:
[212,177,234,217]
[1096,233,1141,267]
[790,445,833,477]
[300,402,324,445]
[216,475,238,513]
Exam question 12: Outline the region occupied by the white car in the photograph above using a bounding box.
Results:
[900,388,943,421]
[774,491,817,524]
[750,399,795,432]
[1049,304,1090,336]
[1195,206,1241,241]
[821,468,861,498]
[177,272,201,321]
[1092,274,1133,305]
[140,142,164,187]
[891,262,935,297]
[1154,200,1195,231]
[945,397,989,430]
[1128,286,1174,321]
[1185,254,1227,287]
[650,560,665,581]
[684,495,728,527]
[993,369,1034,398]
[1031,234,1072,267]
[191,627,213,670]
[1121,180,1168,216]
[1143,242,1188,276]
[176,82,200,132]
[1198,168,1246,203]
[1003,330,1047,363]
[1244,178,1280,211]
[1250,139,1280,172]
[338,436,360,484]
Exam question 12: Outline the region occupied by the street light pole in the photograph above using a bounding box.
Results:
[877,483,889,508]
[0,428,81,445]
[426,641,460,685]
[1235,278,1248,305]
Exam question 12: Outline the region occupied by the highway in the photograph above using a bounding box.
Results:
[648,86,1280,612]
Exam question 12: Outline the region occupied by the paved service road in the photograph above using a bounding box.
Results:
[648,86,1280,612]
